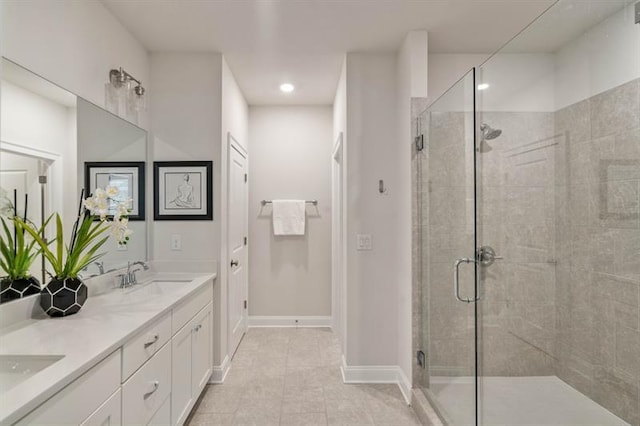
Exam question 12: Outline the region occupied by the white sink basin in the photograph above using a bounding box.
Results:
[0,355,64,393]
[125,279,192,295]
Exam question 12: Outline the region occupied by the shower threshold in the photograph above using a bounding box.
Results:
[428,376,629,426]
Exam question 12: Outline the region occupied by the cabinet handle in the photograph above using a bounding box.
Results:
[193,324,202,332]
[143,380,160,399]
[143,333,159,348]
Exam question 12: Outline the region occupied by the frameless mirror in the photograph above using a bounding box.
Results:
[0,57,148,304]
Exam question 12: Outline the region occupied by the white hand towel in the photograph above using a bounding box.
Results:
[272,200,306,236]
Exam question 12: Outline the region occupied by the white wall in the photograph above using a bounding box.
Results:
[427,53,556,113]
[150,53,222,263]
[248,106,333,318]
[426,54,488,108]
[220,56,249,366]
[1,0,150,129]
[345,53,399,367]
[149,53,224,366]
[332,58,347,351]
[150,53,249,369]
[554,2,640,110]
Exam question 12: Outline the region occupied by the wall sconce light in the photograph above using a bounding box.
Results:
[105,67,146,122]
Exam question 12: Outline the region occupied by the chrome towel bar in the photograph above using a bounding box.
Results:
[261,200,318,206]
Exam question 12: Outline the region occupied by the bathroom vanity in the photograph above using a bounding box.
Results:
[0,273,216,425]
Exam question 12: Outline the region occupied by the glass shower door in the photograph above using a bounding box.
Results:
[417,69,479,425]
[475,1,640,425]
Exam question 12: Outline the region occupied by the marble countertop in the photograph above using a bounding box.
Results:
[0,272,216,425]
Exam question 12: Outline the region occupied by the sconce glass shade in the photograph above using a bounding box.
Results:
[133,85,147,112]
[105,79,130,116]
[105,68,146,124]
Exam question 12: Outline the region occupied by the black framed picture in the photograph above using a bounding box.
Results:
[153,161,213,221]
[84,162,145,221]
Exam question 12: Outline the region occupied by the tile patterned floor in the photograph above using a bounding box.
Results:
[186,327,421,426]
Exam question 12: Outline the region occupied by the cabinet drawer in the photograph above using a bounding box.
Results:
[172,282,212,335]
[122,343,171,426]
[148,395,171,426]
[15,350,121,425]
[122,312,171,380]
[80,389,121,426]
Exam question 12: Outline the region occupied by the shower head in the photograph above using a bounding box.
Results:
[478,123,502,153]
[481,123,502,140]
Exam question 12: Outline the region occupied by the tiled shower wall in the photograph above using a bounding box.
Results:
[554,78,640,425]
[478,110,558,377]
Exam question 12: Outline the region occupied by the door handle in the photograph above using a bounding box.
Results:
[454,258,477,303]
[230,259,239,268]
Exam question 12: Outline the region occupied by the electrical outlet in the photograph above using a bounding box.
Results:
[170,234,182,251]
[117,243,128,252]
[356,234,372,251]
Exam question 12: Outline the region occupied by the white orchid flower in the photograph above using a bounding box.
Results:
[115,202,129,216]
[83,197,97,212]
[94,188,107,200]
[105,186,119,198]
[95,197,109,211]
[82,186,132,245]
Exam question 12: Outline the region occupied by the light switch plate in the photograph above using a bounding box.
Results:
[356,234,372,251]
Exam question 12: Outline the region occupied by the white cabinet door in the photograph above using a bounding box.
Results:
[171,322,194,426]
[80,389,121,426]
[148,395,171,426]
[192,303,212,396]
[15,350,121,425]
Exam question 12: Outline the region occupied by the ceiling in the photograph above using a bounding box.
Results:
[102,0,566,105]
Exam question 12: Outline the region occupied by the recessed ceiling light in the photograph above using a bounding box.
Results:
[477,83,490,91]
[280,83,295,93]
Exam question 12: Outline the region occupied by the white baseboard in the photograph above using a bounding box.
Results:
[396,367,412,405]
[209,355,230,383]
[248,316,332,327]
[341,356,412,405]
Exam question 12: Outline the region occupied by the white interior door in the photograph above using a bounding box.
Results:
[227,134,248,357]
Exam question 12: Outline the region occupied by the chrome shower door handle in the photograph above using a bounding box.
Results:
[454,257,476,303]
[477,245,503,267]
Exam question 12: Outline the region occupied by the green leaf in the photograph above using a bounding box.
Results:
[55,214,64,273]
[18,215,64,277]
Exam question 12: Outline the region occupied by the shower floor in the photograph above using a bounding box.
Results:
[429,376,629,426]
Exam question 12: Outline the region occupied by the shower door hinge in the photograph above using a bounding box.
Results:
[244,300,247,309]
[417,350,426,369]
[244,173,247,182]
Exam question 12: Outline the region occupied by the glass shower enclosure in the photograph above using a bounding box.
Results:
[414,1,640,425]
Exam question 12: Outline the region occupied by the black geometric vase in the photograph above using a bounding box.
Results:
[40,277,88,317]
[0,276,41,303]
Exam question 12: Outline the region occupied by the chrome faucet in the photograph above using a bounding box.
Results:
[131,260,150,271]
[118,261,149,288]
[94,261,105,275]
